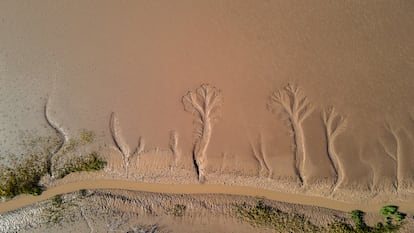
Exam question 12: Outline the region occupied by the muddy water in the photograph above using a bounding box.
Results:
[1,179,414,215]
[1,1,414,192]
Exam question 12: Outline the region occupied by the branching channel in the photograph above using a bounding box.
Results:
[268,84,313,186]
[182,84,223,182]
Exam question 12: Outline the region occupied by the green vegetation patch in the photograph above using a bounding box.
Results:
[329,206,406,233]
[0,155,47,198]
[57,152,106,179]
[236,200,407,233]
[0,129,104,199]
[235,200,319,232]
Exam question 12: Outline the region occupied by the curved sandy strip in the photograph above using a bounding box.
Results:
[1,180,413,214]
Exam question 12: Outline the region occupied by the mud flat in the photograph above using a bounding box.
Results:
[1,1,414,198]
[1,0,414,232]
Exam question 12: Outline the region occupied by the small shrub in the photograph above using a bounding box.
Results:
[350,210,364,224]
[379,205,406,228]
[394,212,406,222]
[350,209,368,231]
[169,204,187,217]
[380,205,398,217]
[78,189,88,197]
[52,194,63,207]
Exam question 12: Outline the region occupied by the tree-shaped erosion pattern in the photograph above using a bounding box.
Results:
[268,84,313,186]
[322,106,347,192]
[182,84,223,181]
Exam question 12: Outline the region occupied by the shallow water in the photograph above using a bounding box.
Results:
[0,0,413,192]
